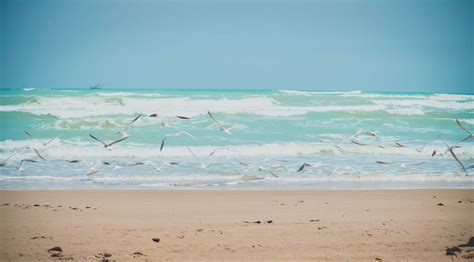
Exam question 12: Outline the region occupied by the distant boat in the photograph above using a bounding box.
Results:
[90,84,102,90]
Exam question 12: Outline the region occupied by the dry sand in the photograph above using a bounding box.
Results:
[0,189,473,261]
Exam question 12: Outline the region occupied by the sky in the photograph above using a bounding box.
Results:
[0,0,472,93]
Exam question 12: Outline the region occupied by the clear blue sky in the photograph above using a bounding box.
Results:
[0,0,472,92]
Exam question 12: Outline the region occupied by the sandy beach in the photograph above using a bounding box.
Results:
[0,189,472,261]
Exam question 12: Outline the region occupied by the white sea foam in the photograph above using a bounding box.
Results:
[90,92,162,97]
[384,108,425,115]
[431,93,474,101]
[278,90,362,96]
[0,176,76,181]
[459,119,474,125]
[1,139,472,160]
[0,93,453,118]
[341,92,473,101]
[1,169,472,186]
[373,98,474,111]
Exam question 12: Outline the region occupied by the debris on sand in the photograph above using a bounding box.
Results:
[445,246,461,256]
[459,236,474,247]
[152,238,160,243]
[95,253,112,262]
[462,253,474,259]
[31,236,51,240]
[47,246,63,257]
[95,253,112,258]
[132,251,146,258]
[437,203,444,206]
[48,246,62,253]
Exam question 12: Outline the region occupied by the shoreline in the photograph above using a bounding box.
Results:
[1,185,473,191]
[1,189,473,260]
[2,179,472,191]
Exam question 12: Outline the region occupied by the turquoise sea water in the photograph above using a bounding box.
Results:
[0,88,472,189]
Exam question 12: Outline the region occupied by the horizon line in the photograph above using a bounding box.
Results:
[0,87,473,95]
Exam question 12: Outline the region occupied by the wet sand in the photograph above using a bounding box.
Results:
[0,189,473,261]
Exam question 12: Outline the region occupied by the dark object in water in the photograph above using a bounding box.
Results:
[253,220,261,224]
[352,140,368,146]
[437,203,444,206]
[266,220,273,224]
[90,84,101,90]
[149,114,189,119]
[152,238,160,243]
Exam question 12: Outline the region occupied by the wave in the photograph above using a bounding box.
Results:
[432,93,474,101]
[0,95,381,118]
[373,98,474,111]
[342,92,474,102]
[1,173,472,184]
[278,90,362,96]
[1,140,472,160]
[89,92,162,97]
[0,94,457,118]
[384,108,425,115]
[459,119,474,125]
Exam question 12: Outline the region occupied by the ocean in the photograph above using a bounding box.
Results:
[0,88,472,189]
